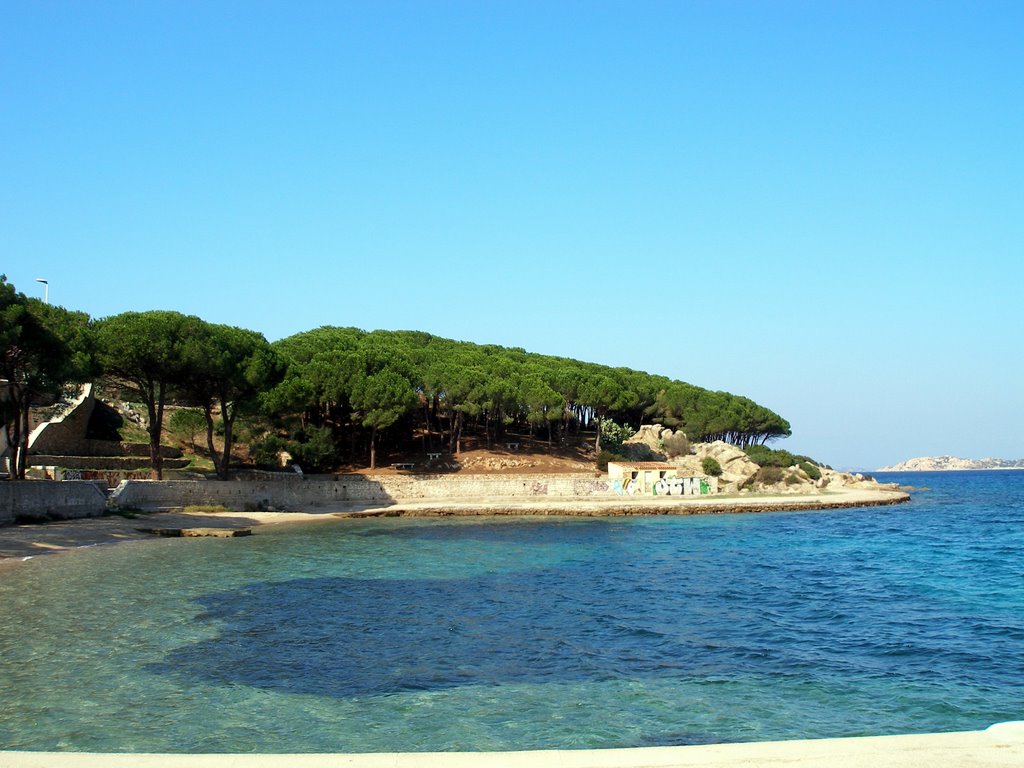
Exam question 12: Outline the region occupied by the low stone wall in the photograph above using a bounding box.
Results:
[0,481,108,525]
[29,441,183,459]
[29,456,190,471]
[110,474,615,512]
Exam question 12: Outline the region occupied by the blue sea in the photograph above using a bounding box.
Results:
[0,470,1021,753]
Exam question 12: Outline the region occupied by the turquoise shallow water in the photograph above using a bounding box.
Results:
[0,470,1022,752]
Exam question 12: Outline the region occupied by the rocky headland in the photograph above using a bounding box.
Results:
[619,424,895,496]
[877,456,1024,472]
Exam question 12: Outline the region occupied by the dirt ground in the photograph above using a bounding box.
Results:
[341,434,600,476]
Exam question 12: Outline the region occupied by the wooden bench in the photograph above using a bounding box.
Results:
[505,442,520,451]
[391,462,415,470]
[426,452,442,461]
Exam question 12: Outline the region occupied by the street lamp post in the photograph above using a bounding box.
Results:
[35,278,48,304]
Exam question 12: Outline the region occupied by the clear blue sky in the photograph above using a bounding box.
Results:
[3,1,1022,470]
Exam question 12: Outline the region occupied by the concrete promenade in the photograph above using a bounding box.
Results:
[340,485,909,517]
[0,486,908,562]
[1,723,1022,768]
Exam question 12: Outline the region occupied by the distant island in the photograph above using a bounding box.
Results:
[877,456,1024,472]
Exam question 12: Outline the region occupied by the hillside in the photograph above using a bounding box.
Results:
[877,456,1024,472]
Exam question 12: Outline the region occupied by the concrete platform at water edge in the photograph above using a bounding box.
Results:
[1,722,1022,768]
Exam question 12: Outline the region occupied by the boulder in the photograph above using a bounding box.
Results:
[670,454,705,476]
[693,441,760,486]
[621,424,669,461]
[820,468,892,490]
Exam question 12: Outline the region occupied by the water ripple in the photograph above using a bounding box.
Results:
[1,471,1023,752]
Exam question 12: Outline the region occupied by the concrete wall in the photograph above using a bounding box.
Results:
[27,384,95,456]
[26,383,181,459]
[110,474,616,512]
[0,481,108,525]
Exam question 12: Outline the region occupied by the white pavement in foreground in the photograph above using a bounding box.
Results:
[2,722,1022,768]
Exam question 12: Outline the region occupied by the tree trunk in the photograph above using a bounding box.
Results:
[218,393,234,480]
[203,401,222,478]
[4,383,23,478]
[594,414,603,453]
[369,425,377,469]
[145,382,164,480]
[15,399,30,480]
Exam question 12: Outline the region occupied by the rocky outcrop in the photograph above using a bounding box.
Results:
[694,441,758,475]
[620,424,669,461]
[618,427,900,496]
[877,455,1024,471]
[686,441,759,492]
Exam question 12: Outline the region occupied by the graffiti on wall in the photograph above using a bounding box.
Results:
[612,475,710,496]
[653,477,709,496]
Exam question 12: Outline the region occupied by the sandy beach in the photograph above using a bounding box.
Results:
[0,485,908,565]
[0,721,1021,767]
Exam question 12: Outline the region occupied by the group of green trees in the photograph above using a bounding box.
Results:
[2,278,281,480]
[266,327,791,471]
[94,312,281,479]
[2,277,92,478]
[1,276,792,480]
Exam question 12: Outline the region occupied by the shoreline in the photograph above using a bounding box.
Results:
[876,467,1024,472]
[0,486,908,565]
[0,722,1020,767]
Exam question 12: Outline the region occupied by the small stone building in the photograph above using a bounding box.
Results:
[607,461,713,496]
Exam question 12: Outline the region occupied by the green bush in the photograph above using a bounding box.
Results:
[167,408,206,449]
[250,434,285,468]
[744,445,797,468]
[288,426,337,473]
[798,460,821,481]
[743,466,784,488]
[784,472,801,486]
[701,456,723,476]
[746,445,825,475]
[600,420,634,453]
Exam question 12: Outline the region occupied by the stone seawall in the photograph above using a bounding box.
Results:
[109,475,614,512]
[0,481,108,524]
[3,476,910,527]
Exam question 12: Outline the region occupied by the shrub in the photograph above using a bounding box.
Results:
[784,472,801,486]
[662,432,691,457]
[743,466,784,488]
[288,426,337,473]
[250,434,285,468]
[744,445,797,468]
[746,445,826,476]
[168,408,206,450]
[701,457,723,476]
[600,420,634,453]
[798,460,822,481]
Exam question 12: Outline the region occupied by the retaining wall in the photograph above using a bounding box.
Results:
[0,481,108,525]
[110,474,616,512]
